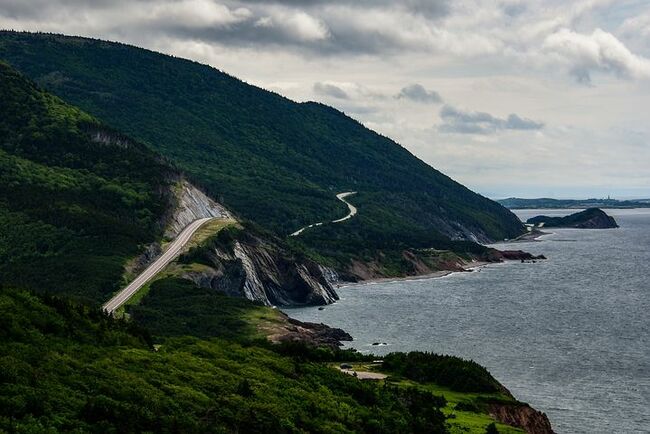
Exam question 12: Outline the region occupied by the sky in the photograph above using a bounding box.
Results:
[1,0,649,199]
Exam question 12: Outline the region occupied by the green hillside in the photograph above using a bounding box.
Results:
[0,286,447,433]
[0,57,541,434]
[0,285,533,433]
[0,32,524,262]
[0,61,173,303]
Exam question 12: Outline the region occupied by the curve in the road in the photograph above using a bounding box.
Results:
[290,191,357,237]
[103,217,213,314]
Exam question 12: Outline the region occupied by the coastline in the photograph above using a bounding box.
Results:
[498,229,551,243]
[338,260,491,288]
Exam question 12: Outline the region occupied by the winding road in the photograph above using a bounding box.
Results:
[290,192,357,237]
[103,217,213,314]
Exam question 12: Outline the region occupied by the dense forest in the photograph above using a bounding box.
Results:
[0,61,173,303]
[0,49,535,434]
[0,31,524,269]
[0,286,451,433]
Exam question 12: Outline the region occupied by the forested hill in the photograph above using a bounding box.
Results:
[0,61,173,303]
[0,32,524,254]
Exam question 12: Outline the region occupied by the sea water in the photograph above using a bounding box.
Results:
[286,209,650,433]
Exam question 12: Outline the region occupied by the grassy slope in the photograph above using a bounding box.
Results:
[0,32,524,260]
[0,61,173,303]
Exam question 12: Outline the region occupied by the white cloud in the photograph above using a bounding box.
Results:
[1,0,648,197]
[620,12,650,39]
[543,28,650,83]
[262,9,330,42]
[149,1,252,29]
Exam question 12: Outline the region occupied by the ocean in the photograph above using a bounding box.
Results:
[286,209,650,433]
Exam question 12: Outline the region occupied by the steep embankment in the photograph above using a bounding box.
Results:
[177,225,339,306]
[0,32,525,266]
[123,178,339,308]
[527,208,618,229]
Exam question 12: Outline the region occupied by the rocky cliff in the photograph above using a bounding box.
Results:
[179,227,339,306]
[527,208,618,229]
[164,179,231,238]
[263,313,353,348]
[489,403,555,434]
[125,177,336,307]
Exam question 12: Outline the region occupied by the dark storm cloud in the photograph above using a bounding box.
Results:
[396,84,443,103]
[439,105,544,135]
[313,82,348,99]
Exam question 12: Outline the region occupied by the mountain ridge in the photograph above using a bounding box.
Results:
[0,31,525,275]
[0,61,336,306]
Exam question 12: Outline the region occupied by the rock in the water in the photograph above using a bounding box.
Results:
[526,208,618,229]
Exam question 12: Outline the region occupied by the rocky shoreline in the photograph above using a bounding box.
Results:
[265,310,352,348]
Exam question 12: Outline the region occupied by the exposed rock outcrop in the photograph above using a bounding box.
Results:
[182,229,339,306]
[342,246,547,282]
[489,403,555,434]
[124,178,231,277]
[495,250,547,261]
[264,312,352,348]
[165,179,231,238]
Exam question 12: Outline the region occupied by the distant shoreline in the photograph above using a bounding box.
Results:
[339,260,491,288]
[493,229,551,244]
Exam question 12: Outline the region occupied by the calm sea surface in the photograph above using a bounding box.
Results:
[286,209,650,433]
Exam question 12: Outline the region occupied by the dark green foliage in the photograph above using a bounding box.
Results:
[0,61,173,302]
[0,286,450,433]
[129,277,267,342]
[454,400,482,413]
[0,32,524,268]
[485,422,500,434]
[382,352,503,393]
[272,340,375,363]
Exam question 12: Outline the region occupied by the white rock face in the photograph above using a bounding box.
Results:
[165,180,231,238]
[183,235,339,307]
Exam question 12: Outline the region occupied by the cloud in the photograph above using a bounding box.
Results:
[543,28,650,83]
[620,13,650,39]
[151,1,252,29]
[1,0,648,197]
[313,82,348,99]
[253,10,330,42]
[396,84,443,103]
[439,105,544,135]
[237,0,451,19]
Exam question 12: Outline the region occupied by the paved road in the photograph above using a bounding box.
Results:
[332,192,358,223]
[290,191,357,236]
[340,369,387,380]
[103,217,213,314]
